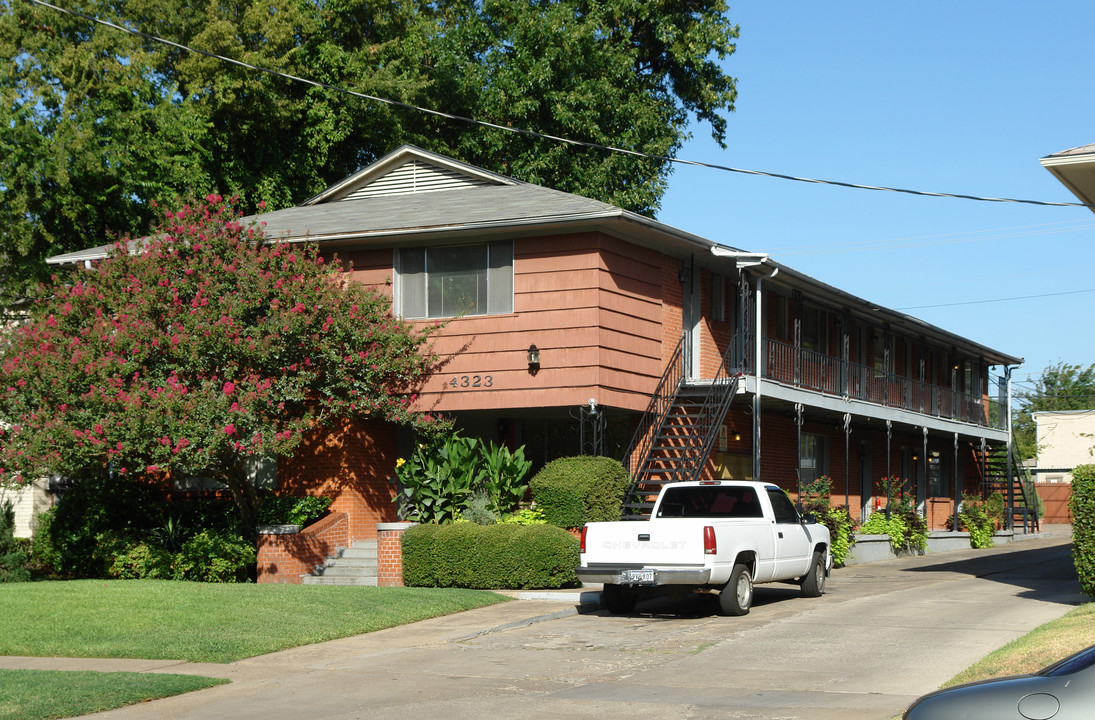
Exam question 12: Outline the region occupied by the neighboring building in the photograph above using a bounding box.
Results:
[49,145,1023,559]
[1034,410,1095,484]
[0,477,52,539]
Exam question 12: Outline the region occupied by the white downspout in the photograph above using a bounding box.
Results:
[753,266,778,483]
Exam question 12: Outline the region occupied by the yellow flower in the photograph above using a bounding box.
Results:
[395,458,406,468]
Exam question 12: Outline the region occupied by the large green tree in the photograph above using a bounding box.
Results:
[0,195,441,530]
[1013,362,1095,461]
[0,0,738,303]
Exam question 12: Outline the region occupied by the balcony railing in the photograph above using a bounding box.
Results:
[754,337,1006,430]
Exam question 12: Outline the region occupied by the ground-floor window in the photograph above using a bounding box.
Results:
[799,432,828,484]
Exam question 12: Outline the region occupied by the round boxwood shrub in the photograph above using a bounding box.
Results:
[528,456,629,529]
[402,523,579,589]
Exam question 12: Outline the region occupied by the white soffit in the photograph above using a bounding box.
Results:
[1040,145,1095,213]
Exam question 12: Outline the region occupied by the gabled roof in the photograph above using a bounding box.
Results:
[45,144,1022,366]
[1040,142,1095,212]
[47,144,722,263]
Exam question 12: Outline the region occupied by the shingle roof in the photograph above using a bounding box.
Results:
[1042,143,1095,159]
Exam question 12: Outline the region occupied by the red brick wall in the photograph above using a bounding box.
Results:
[278,418,400,544]
[256,512,349,584]
[377,522,416,587]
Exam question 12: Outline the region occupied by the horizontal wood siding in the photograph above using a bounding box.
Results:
[419,232,664,412]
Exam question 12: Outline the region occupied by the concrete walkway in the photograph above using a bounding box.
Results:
[1,526,1082,720]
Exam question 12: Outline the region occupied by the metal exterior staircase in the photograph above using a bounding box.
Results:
[981,442,1040,533]
[302,539,378,586]
[621,336,742,519]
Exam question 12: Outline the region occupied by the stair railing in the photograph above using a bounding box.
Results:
[623,336,685,478]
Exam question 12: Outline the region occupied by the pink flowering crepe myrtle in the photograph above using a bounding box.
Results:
[0,195,444,529]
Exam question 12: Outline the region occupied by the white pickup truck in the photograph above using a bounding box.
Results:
[577,480,832,615]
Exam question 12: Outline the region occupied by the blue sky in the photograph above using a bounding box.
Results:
[657,1,1095,395]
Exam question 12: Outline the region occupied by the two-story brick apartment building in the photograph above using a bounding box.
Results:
[50,145,1023,556]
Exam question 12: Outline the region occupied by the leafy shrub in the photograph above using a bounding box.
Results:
[798,476,857,567]
[983,491,1005,530]
[42,470,170,578]
[173,530,256,583]
[956,493,996,549]
[528,456,629,528]
[27,508,60,579]
[256,494,333,528]
[107,541,174,579]
[858,506,927,555]
[0,500,30,582]
[396,433,535,523]
[458,492,497,525]
[480,442,532,515]
[1071,464,1095,597]
[396,433,483,524]
[402,523,579,589]
[501,506,547,525]
[825,508,856,567]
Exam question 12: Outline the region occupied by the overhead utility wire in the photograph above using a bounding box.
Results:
[897,287,1095,310]
[25,0,1095,211]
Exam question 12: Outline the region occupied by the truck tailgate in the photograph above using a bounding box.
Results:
[583,520,709,567]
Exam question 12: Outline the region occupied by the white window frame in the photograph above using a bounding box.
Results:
[394,240,513,319]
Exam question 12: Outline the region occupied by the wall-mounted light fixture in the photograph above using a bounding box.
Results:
[527,344,540,373]
[731,426,741,442]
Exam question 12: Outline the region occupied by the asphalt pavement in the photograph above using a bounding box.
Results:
[1,526,1084,720]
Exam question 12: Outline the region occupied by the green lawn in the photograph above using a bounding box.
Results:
[0,580,508,720]
[0,669,227,720]
[0,579,508,663]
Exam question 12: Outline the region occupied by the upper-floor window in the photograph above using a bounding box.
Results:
[395,240,513,318]
[711,272,726,322]
[801,305,827,353]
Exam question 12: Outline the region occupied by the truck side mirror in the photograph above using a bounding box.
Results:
[801,512,817,525]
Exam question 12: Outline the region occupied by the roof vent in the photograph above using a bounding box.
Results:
[342,159,493,200]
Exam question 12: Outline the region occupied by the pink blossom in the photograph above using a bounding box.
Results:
[223,381,236,395]
[224,424,236,436]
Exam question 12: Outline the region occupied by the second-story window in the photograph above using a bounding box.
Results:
[395,240,513,319]
[711,272,726,322]
[801,306,827,353]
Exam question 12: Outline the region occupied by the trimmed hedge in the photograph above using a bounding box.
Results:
[402,523,579,589]
[1070,464,1095,598]
[528,456,629,529]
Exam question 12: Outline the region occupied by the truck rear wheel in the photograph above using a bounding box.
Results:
[800,551,826,598]
[601,584,637,614]
[719,563,753,616]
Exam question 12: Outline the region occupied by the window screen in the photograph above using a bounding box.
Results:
[397,241,512,318]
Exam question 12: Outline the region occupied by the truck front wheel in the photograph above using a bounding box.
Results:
[800,551,827,598]
[719,563,753,616]
[601,584,637,614]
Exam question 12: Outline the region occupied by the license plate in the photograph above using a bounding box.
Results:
[627,569,655,584]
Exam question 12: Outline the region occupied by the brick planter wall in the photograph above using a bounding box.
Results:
[257,511,349,584]
[377,522,417,587]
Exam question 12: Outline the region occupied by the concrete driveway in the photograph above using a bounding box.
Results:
[4,529,1084,720]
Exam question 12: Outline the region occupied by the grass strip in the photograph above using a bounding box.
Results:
[0,580,508,663]
[0,669,227,720]
[946,602,1095,686]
